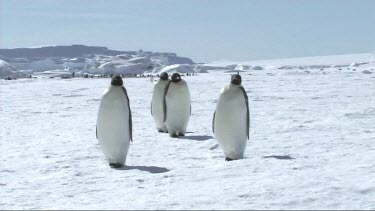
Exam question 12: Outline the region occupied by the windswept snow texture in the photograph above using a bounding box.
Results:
[1,66,375,209]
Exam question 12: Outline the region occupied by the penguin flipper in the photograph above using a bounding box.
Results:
[151,101,153,116]
[129,108,133,142]
[122,87,133,142]
[163,81,171,122]
[96,125,98,139]
[239,85,250,140]
[212,111,216,133]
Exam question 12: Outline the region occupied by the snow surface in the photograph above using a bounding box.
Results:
[1,65,375,209]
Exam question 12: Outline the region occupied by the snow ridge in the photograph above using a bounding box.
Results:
[0,45,195,77]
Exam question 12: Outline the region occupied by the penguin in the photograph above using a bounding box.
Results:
[151,72,169,133]
[163,73,191,137]
[212,74,249,161]
[96,75,132,168]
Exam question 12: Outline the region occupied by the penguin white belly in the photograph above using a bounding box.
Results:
[165,82,190,135]
[97,88,130,164]
[214,87,247,159]
[151,80,169,132]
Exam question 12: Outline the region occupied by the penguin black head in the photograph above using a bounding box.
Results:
[171,73,182,82]
[160,72,169,80]
[111,75,123,86]
[231,74,242,85]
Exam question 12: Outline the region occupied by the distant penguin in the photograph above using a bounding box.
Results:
[96,75,132,168]
[163,73,191,137]
[212,74,249,161]
[151,72,169,133]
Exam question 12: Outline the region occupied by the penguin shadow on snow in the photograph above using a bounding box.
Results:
[114,165,170,174]
[263,155,296,160]
[177,135,214,141]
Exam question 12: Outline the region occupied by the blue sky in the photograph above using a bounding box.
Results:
[1,0,375,62]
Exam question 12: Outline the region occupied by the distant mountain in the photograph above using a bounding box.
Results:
[0,45,195,76]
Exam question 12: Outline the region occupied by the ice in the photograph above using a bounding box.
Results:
[0,59,26,79]
[159,64,196,74]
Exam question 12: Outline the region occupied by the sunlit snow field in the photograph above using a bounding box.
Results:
[1,68,375,209]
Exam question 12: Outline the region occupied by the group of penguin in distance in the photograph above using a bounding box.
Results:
[96,72,250,168]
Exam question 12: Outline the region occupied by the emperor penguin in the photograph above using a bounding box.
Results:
[163,73,191,137]
[96,75,132,168]
[212,74,249,161]
[151,72,170,133]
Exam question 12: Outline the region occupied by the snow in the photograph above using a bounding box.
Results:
[159,64,196,74]
[235,64,252,71]
[30,58,63,72]
[362,70,372,74]
[1,62,375,209]
[193,65,229,73]
[208,53,375,70]
[252,65,263,70]
[0,60,17,71]
[31,70,73,78]
[234,64,263,71]
[0,59,26,79]
[96,57,154,75]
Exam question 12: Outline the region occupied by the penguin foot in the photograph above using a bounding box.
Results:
[109,163,123,168]
[158,129,168,133]
[170,133,178,138]
[178,133,185,137]
[225,157,235,161]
